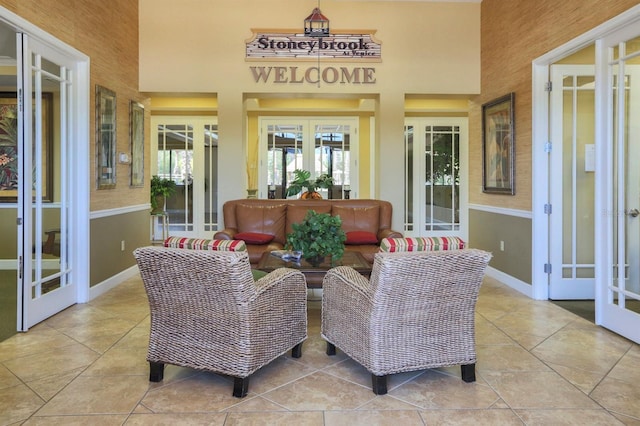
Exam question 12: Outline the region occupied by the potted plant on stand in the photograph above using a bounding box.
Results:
[150,175,177,214]
[286,169,333,199]
[286,210,346,266]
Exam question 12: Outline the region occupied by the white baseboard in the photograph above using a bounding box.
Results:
[485,266,533,298]
[88,265,140,301]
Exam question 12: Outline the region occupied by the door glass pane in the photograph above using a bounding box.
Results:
[157,124,194,232]
[315,124,350,199]
[425,125,460,231]
[204,124,218,232]
[266,124,303,199]
[404,125,414,232]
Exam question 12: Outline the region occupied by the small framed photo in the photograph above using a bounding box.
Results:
[129,101,144,187]
[96,85,116,189]
[482,92,515,194]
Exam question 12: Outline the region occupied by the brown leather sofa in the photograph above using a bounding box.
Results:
[214,199,403,265]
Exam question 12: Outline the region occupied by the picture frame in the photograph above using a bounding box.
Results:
[482,92,515,194]
[96,85,116,189]
[129,101,144,187]
[0,92,53,202]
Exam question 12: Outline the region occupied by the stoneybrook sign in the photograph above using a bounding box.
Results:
[245,30,381,86]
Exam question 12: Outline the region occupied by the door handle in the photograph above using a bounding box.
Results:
[627,208,640,217]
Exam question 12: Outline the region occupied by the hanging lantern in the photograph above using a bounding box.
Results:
[304,7,330,37]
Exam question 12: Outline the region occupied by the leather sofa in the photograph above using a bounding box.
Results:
[214,199,403,265]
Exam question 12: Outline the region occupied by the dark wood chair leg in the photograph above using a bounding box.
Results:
[461,363,476,382]
[233,376,250,398]
[372,374,388,395]
[326,342,336,356]
[149,362,165,382]
[291,342,303,358]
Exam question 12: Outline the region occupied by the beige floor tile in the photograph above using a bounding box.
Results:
[0,363,21,389]
[262,371,376,410]
[388,370,499,409]
[322,357,424,391]
[26,366,85,401]
[475,315,516,345]
[325,409,424,425]
[223,395,291,412]
[140,371,241,413]
[36,375,150,416]
[112,322,151,350]
[481,371,601,409]
[476,344,551,373]
[356,395,423,410]
[81,345,149,376]
[606,345,640,385]
[419,408,523,425]
[225,411,324,425]
[0,325,78,362]
[610,412,640,425]
[544,361,607,394]
[0,384,45,425]
[3,342,99,382]
[515,409,625,425]
[125,413,226,425]
[24,414,128,425]
[590,376,640,419]
[244,355,318,394]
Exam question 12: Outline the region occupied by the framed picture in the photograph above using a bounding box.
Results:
[482,92,515,194]
[129,101,144,187]
[0,92,53,202]
[96,85,116,189]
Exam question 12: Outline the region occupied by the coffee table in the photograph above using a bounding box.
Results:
[256,251,372,288]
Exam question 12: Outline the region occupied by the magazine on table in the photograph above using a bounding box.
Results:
[270,250,303,262]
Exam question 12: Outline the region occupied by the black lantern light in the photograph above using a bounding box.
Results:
[304,7,330,37]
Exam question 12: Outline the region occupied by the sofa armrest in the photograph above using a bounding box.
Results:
[214,228,237,240]
[378,229,403,241]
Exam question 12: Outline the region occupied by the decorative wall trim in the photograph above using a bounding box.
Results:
[90,203,150,219]
[485,266,534,299]
[468,203,532,219]
[88,264,139,301]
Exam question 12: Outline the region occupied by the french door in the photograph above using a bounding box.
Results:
[596,27,640,343]
[403,118,468,240]
[259,118,358,199]
[548,65,596,299]
[151,116,219,238]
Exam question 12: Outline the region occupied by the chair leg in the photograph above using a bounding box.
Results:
[326,342,336,356]
[461,363,476,382]
[233,376,250,398]
[371,374,388,395]
[291,342,303,358]
[149,362,165,382]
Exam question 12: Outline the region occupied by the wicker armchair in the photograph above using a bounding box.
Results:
[321,249,491,395]
[133,246,308,398]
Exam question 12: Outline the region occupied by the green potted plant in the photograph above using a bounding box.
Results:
[150,175,177,214]
[285,169,333,199]
[286,210,346,266]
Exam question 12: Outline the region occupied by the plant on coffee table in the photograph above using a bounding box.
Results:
[286,210,346,266]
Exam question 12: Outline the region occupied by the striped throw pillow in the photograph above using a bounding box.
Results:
[379,236,465,252]
[163,237,247,252]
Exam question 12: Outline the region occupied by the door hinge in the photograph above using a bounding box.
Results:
[16,217,22,225]
[18,255,23,279]
[544,142,552,153]
[544,204,552,214]
[18,88,23,112]
[544,263,552,274]
[545,81,552,92]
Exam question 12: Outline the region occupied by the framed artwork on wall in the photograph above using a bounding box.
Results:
[96,85,116,189]
[0,92,53,202]
[129,101,144,187]
[482,92,515,195]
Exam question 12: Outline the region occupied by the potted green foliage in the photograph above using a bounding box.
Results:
[286,210,346,266]
[285,169,333,199]
[150,175,177,214]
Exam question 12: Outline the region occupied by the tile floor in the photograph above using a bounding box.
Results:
[1,274,640,425]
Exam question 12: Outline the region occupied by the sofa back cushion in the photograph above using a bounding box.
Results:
[236,203,287,244]
[164,236,247,251]
[286,204,332,236]
[379,236,465,252]
[332,204,380,235]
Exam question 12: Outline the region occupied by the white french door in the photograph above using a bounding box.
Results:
[403,118,468,240]
[595,27,640,343]
[151,116,219,238]
[258,118,358,199]
[548,65,596,299]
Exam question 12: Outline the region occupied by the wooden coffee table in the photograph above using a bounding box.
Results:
[256,251,372,288]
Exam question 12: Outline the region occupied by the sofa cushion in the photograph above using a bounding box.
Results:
[163,236,247,251]
[235,232,275,244]
[286,204,332,236]
[333,205,379,235]
[379,236,465,252]
[236,203,287,244]
[345,231,379,245]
